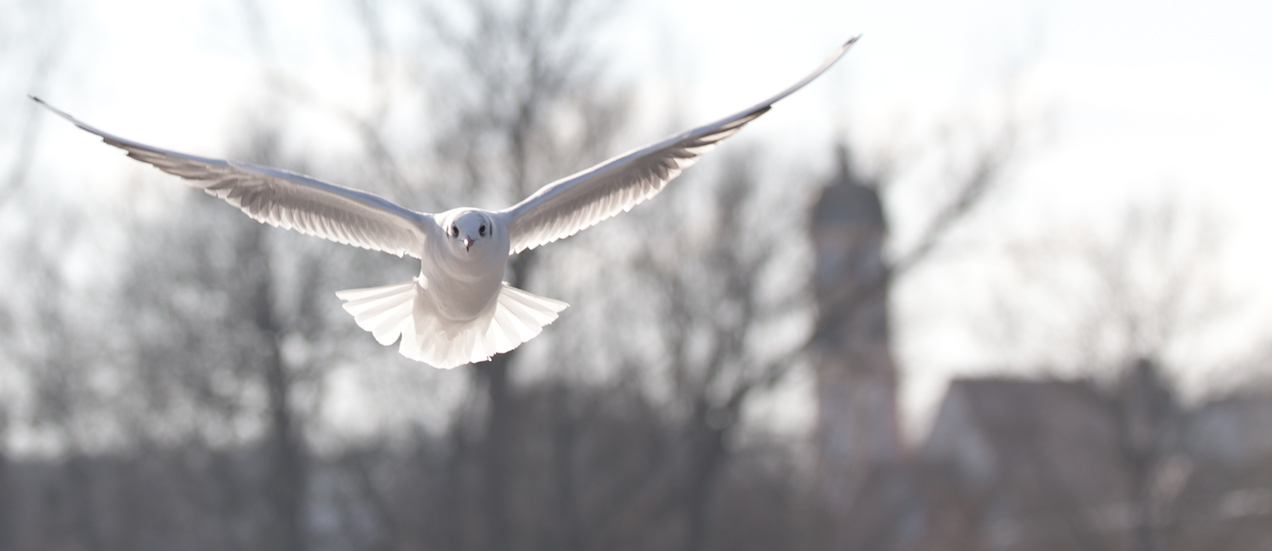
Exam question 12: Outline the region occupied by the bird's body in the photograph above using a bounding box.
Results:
[418,209,510,322]
[33,37,857,369]
[335,207,568,368]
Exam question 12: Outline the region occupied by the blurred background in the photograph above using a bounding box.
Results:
[2,0,1271,549]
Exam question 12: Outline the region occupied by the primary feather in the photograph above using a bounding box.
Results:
[501,36,859,254]
[31,97,432,259]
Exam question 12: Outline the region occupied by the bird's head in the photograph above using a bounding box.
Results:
[445,210,497,255]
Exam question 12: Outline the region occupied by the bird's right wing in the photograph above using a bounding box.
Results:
[499,37,859,254]
[33,97,433,258]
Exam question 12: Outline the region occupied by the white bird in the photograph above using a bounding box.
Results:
[33,37,858,369]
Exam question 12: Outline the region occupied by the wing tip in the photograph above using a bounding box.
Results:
[825,35,862,66]
[28,96,111,141]
[29,95,73,122]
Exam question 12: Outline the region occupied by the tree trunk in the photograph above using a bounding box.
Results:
[479,354,514,551]
[477,250,536,551]
[66,454,103,551]
[681,401,728,551]
[0,416,12,551]
[550,385,584,551]
[244,224,306,551]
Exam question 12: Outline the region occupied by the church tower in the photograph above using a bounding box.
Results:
[810,146,902,517]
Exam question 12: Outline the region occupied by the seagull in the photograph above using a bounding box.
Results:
[32,37,858,369]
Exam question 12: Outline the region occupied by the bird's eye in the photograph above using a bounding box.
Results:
[450,226,459,237]
[479,224,487,237]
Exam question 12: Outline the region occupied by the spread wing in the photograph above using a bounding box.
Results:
[499,37,859,254]
[33,97,433,258]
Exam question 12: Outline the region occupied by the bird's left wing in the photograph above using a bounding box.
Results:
[33,97,432,258]
[499,37,859,254]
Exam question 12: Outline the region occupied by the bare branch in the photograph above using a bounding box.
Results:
[890,120,1018,279]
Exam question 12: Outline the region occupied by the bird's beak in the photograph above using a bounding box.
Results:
[464,236,474,251]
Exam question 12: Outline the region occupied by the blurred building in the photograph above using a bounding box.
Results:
[810,146,902,531]
[913,363,1272,551]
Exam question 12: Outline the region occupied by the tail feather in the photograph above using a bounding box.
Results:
[336,281,418,346]
[351,292,412,326]
[500,288,561,326]
[485,310,518,353]
[492,286,567,347]
[336,279,568,369]
[369,303,413,345]
[335,283,410,303]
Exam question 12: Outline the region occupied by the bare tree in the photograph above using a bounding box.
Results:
[635,150,811,551]
[0,197,160,551]
[0,0,66,207]
[492,146,819,551]
[0,1,71,538]
[110,116,395,550]
[411,2,628,549]
[985,199,1231,381]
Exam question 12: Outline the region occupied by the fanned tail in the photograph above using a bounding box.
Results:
[335,280,568,369]
[334,281,417,346]
[486,285,570,354]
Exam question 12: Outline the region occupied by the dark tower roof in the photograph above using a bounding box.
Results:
[812,145,885,229]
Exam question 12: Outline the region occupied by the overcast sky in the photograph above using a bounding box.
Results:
[17,0,1272,436]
